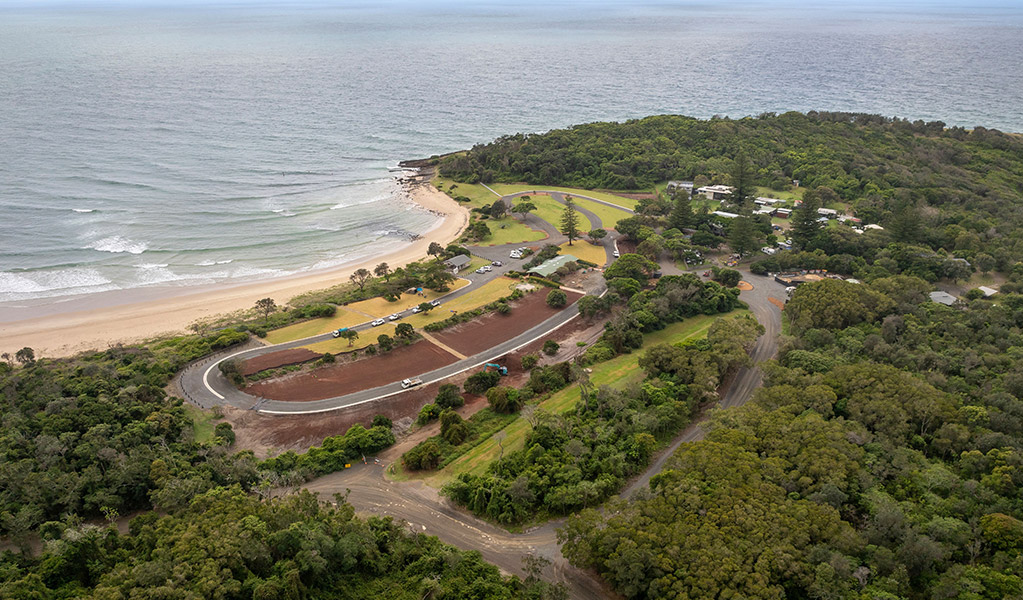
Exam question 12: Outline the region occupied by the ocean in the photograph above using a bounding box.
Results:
[2,0,1021,306]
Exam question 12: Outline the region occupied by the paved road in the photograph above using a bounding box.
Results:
[178,269,603,414]
[300,270,787,598]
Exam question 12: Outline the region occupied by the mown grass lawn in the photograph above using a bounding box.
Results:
[490,183,641,211]
[298,278,522,354]
[424,310,746,486]
[433,176,500,210]
[266,280,471,345]
[480,216,547,246]
[560,240,606,266]
[570,196,633,229]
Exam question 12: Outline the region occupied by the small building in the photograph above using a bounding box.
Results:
[697,185,733,201]
[755,207,775,216]
[837,215,862,224]
[978,286,998,297]
[712,210,740,219]
[929,291,958,306]
[774,208,793,218]
[443,254,472,273]
[756,197,786,205]
[529,254,579,277]
[666,180,694,195]
[817,208,838,218]
[864,223,884,231]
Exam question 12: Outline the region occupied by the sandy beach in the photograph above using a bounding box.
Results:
[0,176,470,358]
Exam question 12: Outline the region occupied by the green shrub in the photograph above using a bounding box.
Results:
[435,384,465,409]
[546,289,568,308]
[543,339,560,356]
[372,414,393,429]
[464,370,501,395]
[521,353,540,370]
[417,403,442,425]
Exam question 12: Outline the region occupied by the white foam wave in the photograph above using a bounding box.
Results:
[330,192,392,210]
[138,263,169,269]
[0,268,115,300]
[86,235,148,254]
[72,208,95,213]
[196,259,234,267]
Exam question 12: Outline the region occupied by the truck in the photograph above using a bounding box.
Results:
[401,378,423,389]
[331,327,350,338]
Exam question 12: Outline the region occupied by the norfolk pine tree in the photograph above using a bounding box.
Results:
[561,196,580,245]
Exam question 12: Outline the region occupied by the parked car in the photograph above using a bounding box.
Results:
[388,313,401,321]
[482,265,493,272]
[430,300,441,307]
[491,260,503,267]
[371,318,386,326]
[612,250,620,258]
[411,306,422,313]
[510,251,522,258]
[476,267,486,274]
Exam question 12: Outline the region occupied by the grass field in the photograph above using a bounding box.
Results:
[266,280,471,345]
[755,186,805,202]
[184,403,217,444]
[481,216,547,246]
[433,177,500,210]
[490,184,641,211]
[570,196,633,229]
[302,323,398,354]
[265,310,372,345]
[560,240,607,266]
[301,278,523,354]
[425,311,744,485]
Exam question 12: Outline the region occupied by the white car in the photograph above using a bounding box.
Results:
[510,251,521,258]
[430,300,441,308]
[371,318,386,327]
[388,313,401,321]
[612,250,620,258]
[482,265,493,272]
[411,306,422,313]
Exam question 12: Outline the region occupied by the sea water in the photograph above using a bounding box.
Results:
[1,0,1021,305]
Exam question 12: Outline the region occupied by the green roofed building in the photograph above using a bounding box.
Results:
[529,254,578,277]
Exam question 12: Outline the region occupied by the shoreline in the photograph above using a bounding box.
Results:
[0,172,471,358]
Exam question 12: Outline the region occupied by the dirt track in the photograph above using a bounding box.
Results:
[295,270,787,599]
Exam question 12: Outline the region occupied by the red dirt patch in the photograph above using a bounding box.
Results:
[737,281,754,291]
[769,297,786,309]
[224,316,601,455]
[241,348,322,376]
[244,340,458,402]
[432,288,583,356]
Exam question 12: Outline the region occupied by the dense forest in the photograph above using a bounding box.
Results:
[0,338,562,599]
[440,112,1023,269]
[558,276,1023,600]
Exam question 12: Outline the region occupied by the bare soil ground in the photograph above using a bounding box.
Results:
[243,340,458,402]
[225,317,600,456]
[241,348,322,376]
[616,239,638,254]
[432,289,583,356]
[737,281,754,291]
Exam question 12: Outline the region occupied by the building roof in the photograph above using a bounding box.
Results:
[698,185,733,195]
[774,208,793,214]
[817,208,838,215]
[443,254,471,268]
[929,291,958,306]
[756,197,786,204]
[529,254,579,277]
[978,286,998,297]
[712,210,739,219]
[864,223,884,230]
